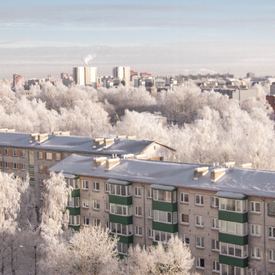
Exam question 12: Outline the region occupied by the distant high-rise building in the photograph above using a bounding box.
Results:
[13,74,24,88]
[61,73,69,79]
[113,66,130,86]
[73,67,97,88]
[246,72,255,78]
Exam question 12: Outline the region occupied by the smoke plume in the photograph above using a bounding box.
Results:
[83,53,96,66]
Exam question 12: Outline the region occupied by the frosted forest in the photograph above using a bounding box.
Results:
[0,82,274,170]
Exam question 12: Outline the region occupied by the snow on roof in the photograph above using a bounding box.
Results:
[0,132,158,155]
[215,191,246,199]
[62,173,77,179]
[149,184,176,191]
[49,155,275,199]
[107,179,131,185]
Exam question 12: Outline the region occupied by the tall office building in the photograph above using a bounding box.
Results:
[73,67,97,88]
[13,74,24,87]
[113,66,130,86]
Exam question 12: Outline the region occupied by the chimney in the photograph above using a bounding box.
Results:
[240,163,252,169]
[93,157,107,168]
[106,158,120,170]
[30,133,40,143]
[117,135,127,139]
[52,131,70,136]
[127,135,136,140]
[38,134,48,143]
[7,129,15,132]
[194,167,209,180]
[0,128,8,132]
[93,138,104,148]
[135,154,147,159]
[222,162,235,168]
[104,138,114,148]
[211,168,226,182]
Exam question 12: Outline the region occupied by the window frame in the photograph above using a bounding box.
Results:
[135,226,143,237]
[93,218,100,228]
[196,236,204,249]
[251,247,261,260]
[269,226,275,239]
[180,213,189,225]
[196,257,205,270]
[83,216,89,226]
[195,194,204,206]
[12,149,17,157]
[147,188,153,199]
[135,206,142,217]
[46,152,52,160]
[134,186,142,197]
[212,260,220,273]
[250,201,261,214]
[82,198,89,208]
[180,192,189,204]
[195,215,204,228]
[93,181,100,191]
[211,239,220,252]
[251,224,261,237]
[82,180,89,190]
[93,200,100,210]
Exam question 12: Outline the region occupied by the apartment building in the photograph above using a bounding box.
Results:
[0,131,174,207]
[50,155,275,275]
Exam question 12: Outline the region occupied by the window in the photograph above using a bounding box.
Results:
[212,240,219,252]
[181,214,189,225]
[82,198,89,208]
[106,220,109,229]
[4,149,8,156]
[67,197,75,208]
[135,206,142,217]
[269,250,275,262]
[55,153,61,161]
[46,166,49,174]
[148,208,153,219]
[269,227,275,239]
[212,261,220,273]
[20,150,25,158]
[212,218,219,230]
[117,242,127,255]
[21,163,25,170]
[196,257,205,269]
[134,186,142,197]
[5,162,8,169]
[211,196,219,208]
[39,179,44,187]
[110,204,132,216]
[180,193,189,203]
[109,184,131,197]
[195,216,204,227]
[195,194,204,206]
[154,210,177,224]
[12,149,17,157]
[39,192,44,201]
[148,228,153,239]
[147,188,153,198]
[196,237,204,249]
[93,181,100,191]
[37,152,43,159]
[38,165,43,173]
[135,226,142,236]
[105,202,110,212]
[110,223,132,236]
[93,218,100,228]
[83,217,89,226]
[46,152,52,160]
[153,189,176,203]
[0,162,2,169]
[12,163,18,170]
[251,247,261,259]
[220,243,248,258]
[268,203,275,216]
[82,180,89,190]
[75,197,80,207]
[66,179,79,189]
[153,230,176,243]
[251,201,261,213]
[181,234,189,246]
[251,224,261,236]
[220,198,247,213]
[93,200,100,210]
[69,215,80,226]
[105,182,109,193]
[220,221,247,236]
[221,265,247,275]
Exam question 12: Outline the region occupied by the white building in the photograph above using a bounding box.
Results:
[73,67,97,87]
[113,67,130,86]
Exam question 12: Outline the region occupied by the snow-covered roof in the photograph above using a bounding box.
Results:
[49,154,275,199]
[0,132,162,155]
[107,179,131,185]
[149,184,176,191]
[215,191,246,199]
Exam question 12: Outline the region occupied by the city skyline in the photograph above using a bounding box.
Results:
[0,0,275,79]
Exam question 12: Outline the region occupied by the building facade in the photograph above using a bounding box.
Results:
[50,157,275,275]
[113,67,130,86]
[73,67,97,87]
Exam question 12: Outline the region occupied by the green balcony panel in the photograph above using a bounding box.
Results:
[219,255,248,268]
[68,207,81,215]
[218,211,248,223]
[109,195,132,205]
[152,201,177,212]
[110,234,133,244]
[69,225,80,231]
[219,233,248,245]
[71,189,80,197]
[152,222,178,233]
[109,214,133,225]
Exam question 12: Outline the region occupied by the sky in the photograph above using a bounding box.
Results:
[1,0,275,79]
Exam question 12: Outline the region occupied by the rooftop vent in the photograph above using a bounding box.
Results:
[211,168,226,182]
[38,134,48,143]
[240,163,252,169]
[93,157,107,168]
[93,138,104,148]
[106,158,120,170]
[104,138,114,148]
[222,162,235,168]
[194,167,209,180]
[30,133,40,143]
[52,131,70,136]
